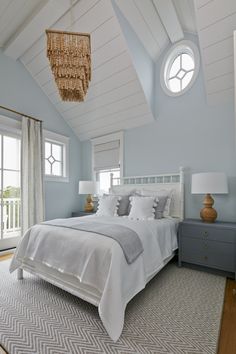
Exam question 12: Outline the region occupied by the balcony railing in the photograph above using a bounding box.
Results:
[1,198,21,238]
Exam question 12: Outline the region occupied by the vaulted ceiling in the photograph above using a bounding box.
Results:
[0,0,235,140]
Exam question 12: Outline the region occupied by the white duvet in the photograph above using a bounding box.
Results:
[10,215,178,341]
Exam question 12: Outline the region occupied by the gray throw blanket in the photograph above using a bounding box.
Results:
[42,220,144,264]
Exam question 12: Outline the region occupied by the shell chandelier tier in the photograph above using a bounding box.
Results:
[46,29,91,102]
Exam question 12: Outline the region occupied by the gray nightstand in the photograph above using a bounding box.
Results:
[71,211,95,217]
[178,219,236,279]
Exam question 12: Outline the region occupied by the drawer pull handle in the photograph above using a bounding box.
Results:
[203,231,208,237]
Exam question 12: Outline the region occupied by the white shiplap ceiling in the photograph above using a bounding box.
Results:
[0,0,44,48]
[0,0,234,140]
[2,0,155,141]
[194,0,236,105]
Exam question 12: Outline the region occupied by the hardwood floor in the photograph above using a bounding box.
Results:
[218,278,236,354]
[0,254,13,262]
[0,254,235,353]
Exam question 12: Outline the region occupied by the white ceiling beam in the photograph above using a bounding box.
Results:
[4,0,74,60]
[152,0,184,43]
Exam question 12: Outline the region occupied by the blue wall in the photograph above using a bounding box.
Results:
[81,33,236,221]
[0,49,82,220]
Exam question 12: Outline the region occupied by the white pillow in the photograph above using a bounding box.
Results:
[139,189,174,217]
[128,196,157,220]
[96,195,121,217]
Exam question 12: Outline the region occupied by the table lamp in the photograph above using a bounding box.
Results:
[79,181,96,212]
[191,172,228,223]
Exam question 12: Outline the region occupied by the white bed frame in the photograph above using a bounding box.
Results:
[111,167,185,220]
[17,167,185,308]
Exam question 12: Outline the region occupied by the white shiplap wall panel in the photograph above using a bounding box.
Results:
[0,0,43,47]
[67,92,146,125]
[20,0,99,64]
[34,66,54,87]
[173,0,197,34]
[18,0,155,139]
[207,87,234,105]
[56,66,136,113]
[194,0,235,104]
[88,51,131,86]
[197,0,236,30]
[92,35,124,69]
[206,73,233,94]
[72,104,150,132]
[195,0,214,9]
[61,80,142,120]
[204,56,234,81]
[49,51,133,108]
[41,79,59,96]
[116,0,164,60]
[199,13,236,49]
[77,114,153,141]
[202,37,233,66]
[134,0,169,52]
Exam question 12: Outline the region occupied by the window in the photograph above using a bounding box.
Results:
[92,132,123,194]
[44,130,69,182]
[45,141,63,177]
[0,115,21,251]
[160,40,200,97]
[96,168,120,194]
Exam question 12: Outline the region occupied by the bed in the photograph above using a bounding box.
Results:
[9,168,184,341]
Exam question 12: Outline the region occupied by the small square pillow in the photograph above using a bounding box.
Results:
[139,189,174,218]
[128,196,157,220]
[96,195,121,217]
[104,194,130,216]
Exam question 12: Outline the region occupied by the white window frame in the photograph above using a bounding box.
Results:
[91,131,124,189]
[44,130,69,183]
[160,40,200,97]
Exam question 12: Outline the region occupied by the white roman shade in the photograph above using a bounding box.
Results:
[94,140,120,171]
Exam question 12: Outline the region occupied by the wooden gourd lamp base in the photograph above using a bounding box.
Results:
[84,194,94,212]
[200,193,217,223]
[191,173,228,224]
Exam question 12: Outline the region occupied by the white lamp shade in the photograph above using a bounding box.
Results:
[79,181,96,195]
[191,172,228,194]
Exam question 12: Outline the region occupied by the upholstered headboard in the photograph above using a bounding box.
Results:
[111,167,184,220]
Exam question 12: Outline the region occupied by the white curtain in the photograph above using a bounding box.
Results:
[21,116,44,234]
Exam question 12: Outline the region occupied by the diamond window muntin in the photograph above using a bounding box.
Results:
[45,141,63,177]
[48,155,55,165]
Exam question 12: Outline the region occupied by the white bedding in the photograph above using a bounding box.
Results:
[10,215,178,341]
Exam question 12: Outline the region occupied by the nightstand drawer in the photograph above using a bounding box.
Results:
[181,224,235,243]
[181,237,235,272]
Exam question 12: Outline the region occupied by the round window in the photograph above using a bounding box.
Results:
[160,40,200,97]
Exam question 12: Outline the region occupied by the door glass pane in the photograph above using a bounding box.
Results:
[0,135,1,169]
[1,133,21,244]
[3,136,20,170]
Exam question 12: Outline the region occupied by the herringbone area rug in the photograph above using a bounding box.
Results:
[0,260,225,354]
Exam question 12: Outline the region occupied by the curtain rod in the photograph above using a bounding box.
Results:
[0,105,42,123]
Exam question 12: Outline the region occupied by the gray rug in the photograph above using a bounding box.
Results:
[0,260,225,354]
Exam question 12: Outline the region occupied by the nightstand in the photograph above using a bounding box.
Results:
[178,219,236,279]
[71,211,95,217]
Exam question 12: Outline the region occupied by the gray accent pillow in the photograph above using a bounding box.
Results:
[104,194,130,216]
[155,195,168,219]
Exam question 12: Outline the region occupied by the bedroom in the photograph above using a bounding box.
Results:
[0,0,235,353]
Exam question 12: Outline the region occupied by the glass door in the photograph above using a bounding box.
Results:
[0,133,21,251]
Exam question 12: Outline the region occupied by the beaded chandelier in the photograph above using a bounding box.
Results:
[46,29,91,102]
